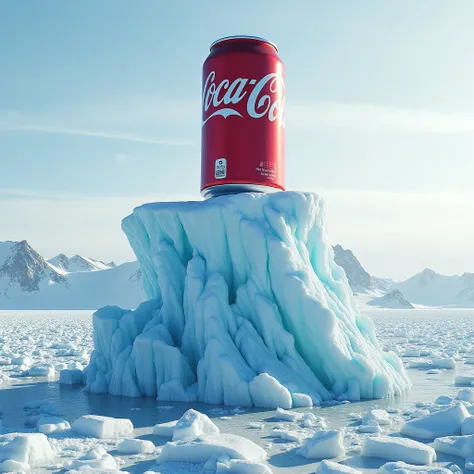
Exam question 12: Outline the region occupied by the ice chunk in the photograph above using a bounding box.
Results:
[435,396,454,405]
[457,388,474,403]
[172,409,219,440]
[153,419,177,437]
[297,430,345,459]
[216,459,273,473]
[455,376,474,386]
[68,446,117,470]
[292,393,313,407]
[274,407,303,422]
[12,356,32,366]
[358,420,382,433]
[301,413,327,428]
[462,417,474,435]
[65,467,127,474]
[37,415,71,434]
[72,415,133,438]
[28,363,55,377]
[249,374,292,410]
[85,192,410,407]
[362,409,391,426]
[59,368,84,385]
[379,461,452,474]
[316,460,362,474]
[158,433,267,463]
[466,458,474,471]
[361,436,436,465]
[433,434,474,459]
[0,433,53,467]
[272,428,305,443]
[431,358,456,369]
[401,403,469,439]
[117,438,155,454]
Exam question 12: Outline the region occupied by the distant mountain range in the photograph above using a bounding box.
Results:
[1,239,473,310]
[48,253,115,272]
[395,268,474,307]
[0,240,145,310]
[333,244,474,309]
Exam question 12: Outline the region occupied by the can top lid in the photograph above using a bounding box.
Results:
[210,35,278,52]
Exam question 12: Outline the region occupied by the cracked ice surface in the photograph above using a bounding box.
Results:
[85,192,410,407]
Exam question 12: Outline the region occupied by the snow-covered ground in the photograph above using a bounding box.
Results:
[1,308,473,473]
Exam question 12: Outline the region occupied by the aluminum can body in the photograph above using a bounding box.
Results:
[201,36,285,198]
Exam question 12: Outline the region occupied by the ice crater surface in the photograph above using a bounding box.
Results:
[85,192,410,407]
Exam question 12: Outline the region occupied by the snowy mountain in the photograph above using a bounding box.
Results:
[0,240,145,310]
[333,244,373,292]
[0,241,68,294]
[48,253,113,272]
[367,289,414,309]
[395,268,474,307]
[332,244,392,293]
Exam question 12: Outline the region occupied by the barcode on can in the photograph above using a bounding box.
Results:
[215,158,227,179]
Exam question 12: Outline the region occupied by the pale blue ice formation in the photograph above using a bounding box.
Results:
[85,192,410,407]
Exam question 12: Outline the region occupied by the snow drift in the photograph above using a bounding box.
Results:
[85,192,410,407]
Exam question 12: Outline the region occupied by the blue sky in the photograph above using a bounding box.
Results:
[2,1,474,279]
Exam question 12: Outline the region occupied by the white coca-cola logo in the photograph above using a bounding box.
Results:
[202,71,285,127]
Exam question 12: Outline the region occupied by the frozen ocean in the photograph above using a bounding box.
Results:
[1,308,473,473]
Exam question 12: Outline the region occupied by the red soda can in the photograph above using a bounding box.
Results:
[201,35,285,199]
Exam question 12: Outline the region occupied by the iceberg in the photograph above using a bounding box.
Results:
[85,192,410,407]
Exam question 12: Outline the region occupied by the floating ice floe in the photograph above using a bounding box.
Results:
[455,376,474,386]
[215,458,273,473]
[66,446,117,470]
[27,363,56,377]
[401,403,469,439]
[406,358,456,370]
[361,436,436,465]
[153,419,178,437]
[85,192,410,408]
[172,408,219,440]
[158,433,267,464]
[433,434,474,459]
[274,407,303,422]
[315,460,362,474]
[434,395,455,405]
[117,438,155,454]
[72,415,133,439]
[362,409,391,426]
[358,420,382,433]
[0,433,53,470]
[457,388,474,403]
[379,461,452,474]
[37,415,71,434]
[297,430,345,459]
[272,428,305,443]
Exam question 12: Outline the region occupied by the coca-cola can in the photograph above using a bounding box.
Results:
[201,35,285,199]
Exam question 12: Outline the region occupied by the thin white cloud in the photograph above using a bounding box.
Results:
[0,122,195,146]
[289,101,474,134]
